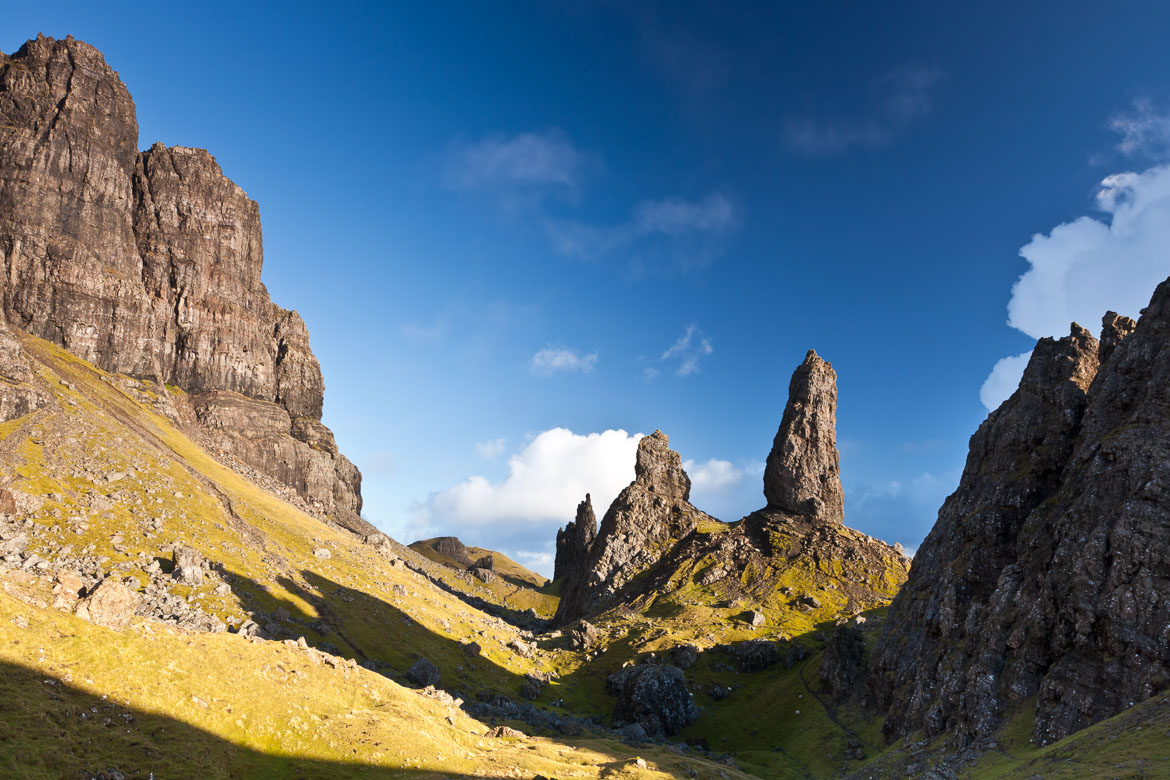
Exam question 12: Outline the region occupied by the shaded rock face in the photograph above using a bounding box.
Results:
[763,350,844,523]
[554,432,714,624]
[0,321,43,422]
[607,664,698,738]
[871,291,1170,746]
[0,36,363,531]
[819,626,866,702]
[553,493,596,586]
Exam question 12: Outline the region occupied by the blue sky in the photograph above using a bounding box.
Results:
[10,2,1170,575]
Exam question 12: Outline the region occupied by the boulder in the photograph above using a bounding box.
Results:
[607,664,699,738]
[406,657,441,687]
[75,579,139,630]
[172,545,205,586]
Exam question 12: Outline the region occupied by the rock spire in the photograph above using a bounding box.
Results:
[763,350,844,524]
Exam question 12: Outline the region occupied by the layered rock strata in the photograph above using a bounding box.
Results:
[554,494,597,583]
[0,35,365,533]
[871,286,1170,746]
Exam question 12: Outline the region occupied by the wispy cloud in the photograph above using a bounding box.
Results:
[529,346,599,376]
[783,65,945,157]
[398,317,446,343]
[475,438,507,459]
[546,191,740,273]
[658,324,713,377]
[1109,98,1170,160]
[444,129,591,206]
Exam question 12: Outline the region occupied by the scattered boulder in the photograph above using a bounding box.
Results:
[473,554,494,570]
[507,638,536,659]
[672,644,699,670]
[727,639,781,672]
[710,684,732,701]
[172,545,205,586]
[470,567,495,583]
[520,674,546,701]
[462,641,482,657]
[568,619,600,651]
[75,579,139,630]
[312,547,332,560]
[486,726,525,739]
[744,610,766,627]
[607,664,699,738]
[406,657,441,687]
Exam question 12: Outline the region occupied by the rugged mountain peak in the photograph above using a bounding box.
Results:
[869,293,1170,747]
[554,494,597,582]
[634,431,691,499]
[1099,310,1136,365]
[763,350,844,524]
[0,35,366,534]
[554,432,714,624]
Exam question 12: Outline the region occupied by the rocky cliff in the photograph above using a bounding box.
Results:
[870,284,1170,746]
[0,35,366,533]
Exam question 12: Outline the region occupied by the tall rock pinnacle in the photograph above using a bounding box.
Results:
[554,494,597,583]
[763,350,844,524]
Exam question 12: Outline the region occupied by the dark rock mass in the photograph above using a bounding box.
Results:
[871,285,1170,746]
[763,350,844,523]
[554,432,715,624]
[554,493,597,583]
[607,664,699,738]
[0,35,366,533]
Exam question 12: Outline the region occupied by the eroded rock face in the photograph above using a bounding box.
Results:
[554,493,596,585]
[554,432,714,624]
[0,322,43,423]
[871,295,1170,746]
[763,350,844,523]
[0,36,363,529]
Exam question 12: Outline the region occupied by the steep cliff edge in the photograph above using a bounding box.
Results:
[0,35,366,534]
[871,282,1170,747]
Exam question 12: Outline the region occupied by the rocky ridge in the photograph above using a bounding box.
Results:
[0,35,366,534]
[871,286,1170,747]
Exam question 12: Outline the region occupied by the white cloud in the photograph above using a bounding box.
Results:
[475,438,507,459]
[409,428,644,576]
[980,160,1170,411]
[545,191,740,272]
[445,129,588,205]
[979,351,1033,412]
[529,346,599,376]
[783,65,945,156]
[660,324,714,377]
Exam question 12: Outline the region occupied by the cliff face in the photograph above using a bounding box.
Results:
[871,287,1170,746]
[0,35,366,533]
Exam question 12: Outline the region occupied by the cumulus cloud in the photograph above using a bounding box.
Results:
[545,191,740,272]
[783,65,945,156]
[981,160,1170,411]
[475,438,507,459]
[529,346,599,376]
[659,324,714,377]
[445,129,590,206]
[409,428,643,576]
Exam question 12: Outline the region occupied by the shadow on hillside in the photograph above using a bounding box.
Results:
[0,659,488,779]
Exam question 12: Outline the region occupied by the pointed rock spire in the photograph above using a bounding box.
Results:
[1099,311,1136,365]
[763,350,844,524]
[634,430,692,500]
[554,494,597,582]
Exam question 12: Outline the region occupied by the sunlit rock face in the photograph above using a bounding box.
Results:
[0,35,366,533]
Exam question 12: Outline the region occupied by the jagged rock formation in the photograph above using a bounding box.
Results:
[0,321,43,423]
[0,35,365,533]
[871,283,1170,746]
[555,432,715,624]
[554,493,596,585]
[764,350,844,523]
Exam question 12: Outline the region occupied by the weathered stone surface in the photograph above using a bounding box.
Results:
[819,626,865,702]
[1098,310,1136,365]
[872,285,1170,747]
[0,322,44,423]
[76,579,139,630]
[554,493,596,582]
[0,35,362,530]
[172,545,205,586]
[763,350,844,523]
[607,664,699,738]
[554,432,714,624]
[406,657,441,687]
[567,619,600,651]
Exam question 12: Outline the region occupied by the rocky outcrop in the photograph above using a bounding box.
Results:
[553,493,596,587]
[554,432,715,624]
[871,286,1170,746]
[763,350,844,524]
[819,626,866,702]
[607,664,699,738]
[0,35,365,532]
[0,321,43,423]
